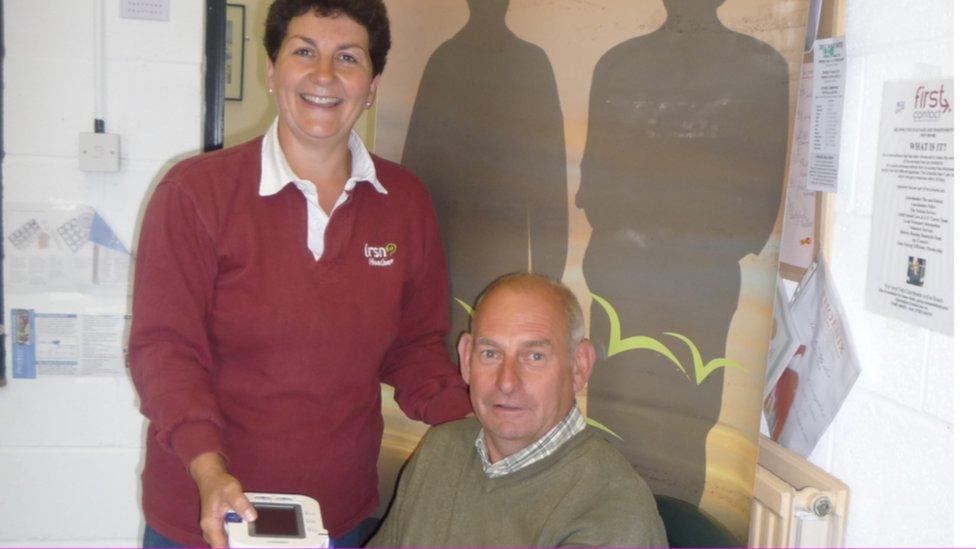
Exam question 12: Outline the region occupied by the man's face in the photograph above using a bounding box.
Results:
[459,285,593,462]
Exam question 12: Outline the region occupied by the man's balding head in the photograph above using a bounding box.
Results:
[471,273,585,351]
[459,273,595,462]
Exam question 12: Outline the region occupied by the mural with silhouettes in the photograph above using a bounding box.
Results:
[401,0,569,347]
[374,0,810,540]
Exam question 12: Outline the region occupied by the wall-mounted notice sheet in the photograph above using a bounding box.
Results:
[781,62,818,275]
[4,203,131,295]
[10,309,129,378]
[865,79,953,335]
[805,37,846,192]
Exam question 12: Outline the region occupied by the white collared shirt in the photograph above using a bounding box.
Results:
[259,118,387,260]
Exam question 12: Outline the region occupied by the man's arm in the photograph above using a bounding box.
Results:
[554,478,668,548]
[365,471,404,548]
[366,433,429,548]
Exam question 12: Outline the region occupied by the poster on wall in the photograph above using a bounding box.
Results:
[4,203,131,294]
[225,3,246,101]
[9,309,130,379]
[865,79,953,335]
[780,62,818,276]
[805,36,846,193]
[374,0,811,540]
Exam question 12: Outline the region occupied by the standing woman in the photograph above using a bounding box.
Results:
[129,1,471,547]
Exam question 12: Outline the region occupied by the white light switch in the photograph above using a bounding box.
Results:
[121,0,170,22]
[79,133,122,172]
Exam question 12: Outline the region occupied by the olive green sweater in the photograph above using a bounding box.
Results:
[369,418,667,547]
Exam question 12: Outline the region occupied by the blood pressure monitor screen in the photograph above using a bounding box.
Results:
[250,503,304,538]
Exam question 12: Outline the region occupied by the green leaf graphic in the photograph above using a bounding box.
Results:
[591,293,688,379]
[455,297,473,317]
[664,332,745,385]
[586,416,623,440]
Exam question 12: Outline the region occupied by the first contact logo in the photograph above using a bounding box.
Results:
[364,242,397,267]
[911,84,951,121]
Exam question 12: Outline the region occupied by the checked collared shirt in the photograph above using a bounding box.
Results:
[475,404,586,478]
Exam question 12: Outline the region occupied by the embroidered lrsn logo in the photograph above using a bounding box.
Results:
[364,242,397,267]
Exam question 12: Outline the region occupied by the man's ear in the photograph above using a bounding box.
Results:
[572,340,596,393]
[458,332,472,385]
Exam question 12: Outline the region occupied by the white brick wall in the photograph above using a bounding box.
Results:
[805,0,954,546]
[1,1,205,546]
[0,0,956,546]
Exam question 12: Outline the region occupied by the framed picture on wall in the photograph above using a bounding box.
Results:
[225,3,245,101]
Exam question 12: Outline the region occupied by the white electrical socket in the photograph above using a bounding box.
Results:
[120,0,170,22]
[79,132,121,172]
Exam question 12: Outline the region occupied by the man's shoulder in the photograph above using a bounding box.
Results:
[567,428,653,494]
[424,416,481,446]
[548,429,667,547]
[573,428,633,464]
[413,417,480,459]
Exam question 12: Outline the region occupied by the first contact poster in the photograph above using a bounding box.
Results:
[866,79,953,335]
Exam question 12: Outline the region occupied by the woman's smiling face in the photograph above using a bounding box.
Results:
[267,11,379,150]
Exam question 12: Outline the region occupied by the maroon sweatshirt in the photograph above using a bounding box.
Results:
[129,137,471,546]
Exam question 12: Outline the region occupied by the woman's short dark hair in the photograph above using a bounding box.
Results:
[264,0,391,75]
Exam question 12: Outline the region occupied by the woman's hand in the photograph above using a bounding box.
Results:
[189,452,257,548]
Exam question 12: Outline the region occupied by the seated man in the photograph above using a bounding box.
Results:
[369,273,667,547]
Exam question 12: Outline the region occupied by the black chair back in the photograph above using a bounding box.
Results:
[654,494,743,548]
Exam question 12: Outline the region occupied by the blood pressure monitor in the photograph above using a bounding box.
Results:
[225,493,330,548]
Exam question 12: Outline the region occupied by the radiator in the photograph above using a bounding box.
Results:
[749,436,850,547]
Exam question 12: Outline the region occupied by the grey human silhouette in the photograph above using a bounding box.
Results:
[577,0,788,507]
[401,0,568,348]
